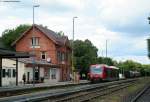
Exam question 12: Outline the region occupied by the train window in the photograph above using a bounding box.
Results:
[90,66,102,74]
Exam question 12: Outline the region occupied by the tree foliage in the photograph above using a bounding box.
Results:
[73,39,98,74]
[73,39,150,77]
[1,24,31,49]
[56,31,65,36]
[117,60,142,71]
[97,57,116,66]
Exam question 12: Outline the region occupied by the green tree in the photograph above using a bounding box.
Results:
[97,57,116,66]
[116,60,142,72]
[57,31,65,36]
[1,24,31,50]
[73,39,98,77]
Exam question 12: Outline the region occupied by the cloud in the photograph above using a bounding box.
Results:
[98,0,150,35]
[0,0,149,64]
[37,0,85,13]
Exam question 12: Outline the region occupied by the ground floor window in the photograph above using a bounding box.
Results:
[7,69,11,77]
[2,69,6,77]
[51,68,56,79]
[44,68,50,79]
[12,69,16,77]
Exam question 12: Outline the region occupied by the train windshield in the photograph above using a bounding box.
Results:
[90,66,102,74]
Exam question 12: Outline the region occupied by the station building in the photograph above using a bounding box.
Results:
[1,58,60,86]
[0,46,30,86]
[2,58,25,86]
[11,24,72,83]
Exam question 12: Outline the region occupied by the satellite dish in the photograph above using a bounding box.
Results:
[47,58,51,63]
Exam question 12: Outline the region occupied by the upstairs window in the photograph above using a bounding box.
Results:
[57,51,66,62]
[57,51,61,62]
[31,37,39,46]
[62,52,65,61]
[41,51,46,60]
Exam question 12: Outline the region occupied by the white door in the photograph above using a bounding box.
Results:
[50,68,59,81]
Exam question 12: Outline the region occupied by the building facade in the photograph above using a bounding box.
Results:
[12,24,71,82]
[2,59,25,86]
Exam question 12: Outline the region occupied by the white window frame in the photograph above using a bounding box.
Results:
[41,51,46,60]
[31,37,39,46]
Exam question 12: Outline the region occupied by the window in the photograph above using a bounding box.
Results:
[62,53,65,61]
[57,51,61,62]
[44,68,50,79]
[2,69,6,77]
[31,37,39,46]
[51,68,56,79]
[90,66,103,74]
[13,69,16,77]
[7,69,11,77]
[57,51,66,62]
[41,52,46,60]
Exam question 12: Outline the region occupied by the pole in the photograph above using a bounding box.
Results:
[106,40,107,58]
[0,58,2,87]
[72,18,74,73]
[16,58,18,86]
[102,49,104,57]
[72,17,77,82]
[32,5,35,86]
[32,5,39,86]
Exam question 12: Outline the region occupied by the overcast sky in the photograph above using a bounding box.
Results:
[0,0,150,64]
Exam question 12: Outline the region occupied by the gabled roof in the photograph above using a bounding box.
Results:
[12,24,69,47]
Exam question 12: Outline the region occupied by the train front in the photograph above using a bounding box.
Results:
[88,65,103,82]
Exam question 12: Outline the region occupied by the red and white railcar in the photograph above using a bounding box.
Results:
[88,64,119,82]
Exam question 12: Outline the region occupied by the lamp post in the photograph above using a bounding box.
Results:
[0,0,20,87]
[147,16,150,59]
[72,16,77,82]
[32,5,39,86]
[106,40,108,58]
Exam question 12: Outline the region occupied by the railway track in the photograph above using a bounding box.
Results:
[0,78,138,102]
[130,82,150,102]
[50,80,136,102]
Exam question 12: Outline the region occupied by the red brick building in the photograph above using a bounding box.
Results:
[12,24,71,82]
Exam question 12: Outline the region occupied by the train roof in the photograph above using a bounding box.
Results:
[90,64,119,70]
[109,66,119,69]
[90,64,108,67]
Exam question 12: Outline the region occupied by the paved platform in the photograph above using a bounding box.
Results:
[0,80,89,92]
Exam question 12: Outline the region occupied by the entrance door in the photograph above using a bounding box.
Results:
[50,68,56,80]
[35,67,39,81]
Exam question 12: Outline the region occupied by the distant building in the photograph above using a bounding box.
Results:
[0,46,30,86]
[12,24,72,82]
[2,59,25,86]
